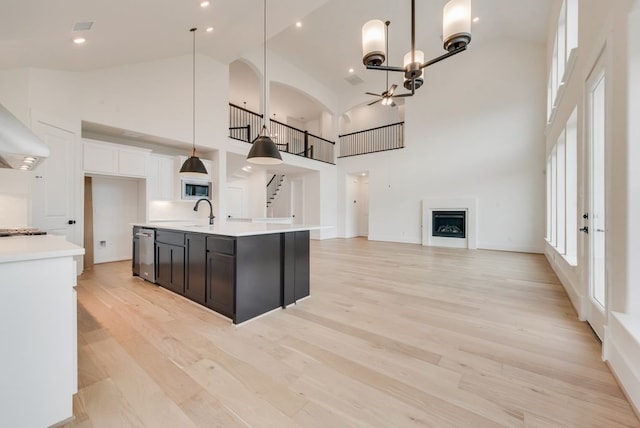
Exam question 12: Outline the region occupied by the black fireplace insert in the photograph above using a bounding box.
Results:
[432,211,466,238]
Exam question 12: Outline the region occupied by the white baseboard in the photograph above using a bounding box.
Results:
[476,241,544,254]
[544,247,584,320]
[368,234,421,245]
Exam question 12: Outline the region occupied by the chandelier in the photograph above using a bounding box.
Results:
[362,0,472,94]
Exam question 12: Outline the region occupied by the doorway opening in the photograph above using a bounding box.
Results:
[346,172,369,238]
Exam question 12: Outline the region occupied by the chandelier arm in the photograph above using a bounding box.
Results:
[366,65,406,73]
[420,46,467,69]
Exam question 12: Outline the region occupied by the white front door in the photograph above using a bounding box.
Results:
[31,120,77,244]
[583,48,608,341]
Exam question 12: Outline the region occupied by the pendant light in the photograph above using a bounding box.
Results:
[247,0,283,165]
[180,27,209,178]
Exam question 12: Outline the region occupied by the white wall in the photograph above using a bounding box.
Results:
[248,169,267,218]
[0,170,32,227]
[79,55,229,152]
[0,68,30,124]
[270,178,292,218]
[148,201,211,222]
[92,176,142,264]
[340,102,404,135]
[338,39,546,251]
[627,2,640,318]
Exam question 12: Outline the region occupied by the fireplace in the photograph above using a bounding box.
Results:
[432,210,466,238]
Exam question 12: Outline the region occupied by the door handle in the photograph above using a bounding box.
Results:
[582,213,589,219]
[579,226,589,233]
[68,220,76,225]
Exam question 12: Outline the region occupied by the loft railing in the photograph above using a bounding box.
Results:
[229,103,335,165]
[229,103,262,143]
[338,121,405,158]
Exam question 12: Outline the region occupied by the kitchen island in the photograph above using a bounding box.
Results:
[0,235,84,427]
[133,222,318,324]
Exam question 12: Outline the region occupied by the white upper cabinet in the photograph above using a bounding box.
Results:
[149,154,176,201]
[83,140,150,178]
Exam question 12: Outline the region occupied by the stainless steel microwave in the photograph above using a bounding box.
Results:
[181,180,211,200]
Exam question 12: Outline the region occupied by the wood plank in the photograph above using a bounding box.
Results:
[58,238,639,428]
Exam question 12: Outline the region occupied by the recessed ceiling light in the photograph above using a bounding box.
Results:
[295,21,302,28]
[200,1,210,7]
[206,26,214,33]
[473,17,480,23]
[73,37,86,44]
[361,172,367,176]
[348,68,355,73]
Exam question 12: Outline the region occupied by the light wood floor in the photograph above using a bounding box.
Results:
[64,238,640,428]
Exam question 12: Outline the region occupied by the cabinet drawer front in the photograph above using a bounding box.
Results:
[156,230,185,246]
[207,236,235,255]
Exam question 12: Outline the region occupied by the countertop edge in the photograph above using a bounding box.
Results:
[0,236,85,264]
[132,222,327,237]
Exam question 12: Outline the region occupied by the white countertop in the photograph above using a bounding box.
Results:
[0,235,85,263]
[134,221,324,237]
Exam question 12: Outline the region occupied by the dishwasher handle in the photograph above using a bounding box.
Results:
[135,232,153,237]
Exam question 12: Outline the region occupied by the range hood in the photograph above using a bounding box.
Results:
[0,102,49,170]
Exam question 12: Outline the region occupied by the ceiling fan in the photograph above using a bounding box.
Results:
[365,21,411,107]
[366,83,398,107]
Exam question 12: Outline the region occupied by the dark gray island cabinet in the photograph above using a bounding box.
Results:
[134,224,311,324]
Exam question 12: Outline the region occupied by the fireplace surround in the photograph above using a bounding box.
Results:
[422,198,477,249]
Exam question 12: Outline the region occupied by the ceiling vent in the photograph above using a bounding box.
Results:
[344,74,364,86]
[72,21,94,32]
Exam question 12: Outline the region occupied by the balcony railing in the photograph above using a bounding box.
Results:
[229,103,263,143]
[338,122,405,158]
[229,103,335,165]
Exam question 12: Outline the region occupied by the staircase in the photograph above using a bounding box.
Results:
[266,174,285,208]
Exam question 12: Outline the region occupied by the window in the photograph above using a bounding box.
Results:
[547,0,579,122]
[550,146,557,246]
[556,132,566,254]
[565,108,578,264]
[546,108,578,266]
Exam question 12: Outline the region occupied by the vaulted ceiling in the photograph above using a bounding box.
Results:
[0,0,554,115]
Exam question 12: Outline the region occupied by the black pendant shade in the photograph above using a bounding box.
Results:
[180,149,208,176]
[247,125,283,165]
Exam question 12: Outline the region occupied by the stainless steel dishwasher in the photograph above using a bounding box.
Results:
[137,228,156,283]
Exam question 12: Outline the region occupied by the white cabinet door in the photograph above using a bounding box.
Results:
[149,154,175,200]
[119,148,148,177]
[83,140,118,174]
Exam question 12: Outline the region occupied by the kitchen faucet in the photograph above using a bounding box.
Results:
[193,198,215,225]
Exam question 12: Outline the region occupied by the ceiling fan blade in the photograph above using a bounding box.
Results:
[388,84,397,95]
[365,92,382,97]
[394,93,413,98]
[368,99,382,106]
